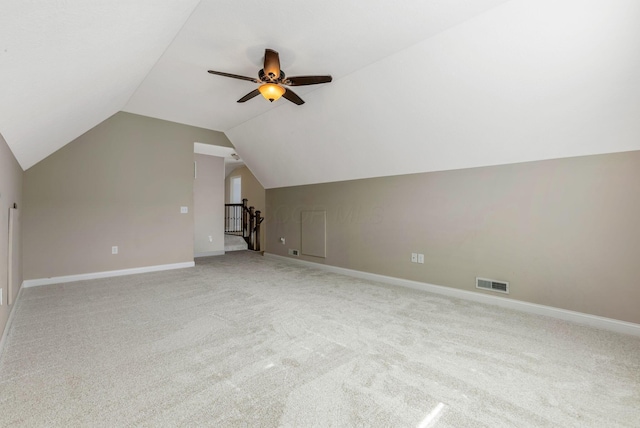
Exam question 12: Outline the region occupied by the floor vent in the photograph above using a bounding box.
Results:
[476,277,509,294]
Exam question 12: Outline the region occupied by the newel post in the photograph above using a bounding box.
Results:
[242,198,248,236]
[254,210,261,251]
[248,206,255,250]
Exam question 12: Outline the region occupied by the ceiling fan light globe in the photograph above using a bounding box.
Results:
[259,83,285,102]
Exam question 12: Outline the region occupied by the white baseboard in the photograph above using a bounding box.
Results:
[264,253,640,337]
[195,250,225,258]
[22,261,195,288]
[0,286,24,359]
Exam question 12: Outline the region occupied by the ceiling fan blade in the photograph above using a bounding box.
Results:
[286,75,333,86]
[237,89,261,103]
[208,70,258,83]
[263,49,281,80]
[282,88,304,105]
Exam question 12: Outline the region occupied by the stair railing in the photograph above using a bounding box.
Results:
[224,198,264,251]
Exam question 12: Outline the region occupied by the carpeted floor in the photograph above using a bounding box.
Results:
[0,251,638,427]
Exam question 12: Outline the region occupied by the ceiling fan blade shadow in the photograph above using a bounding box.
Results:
[237,89,261,103]
[208,70,258,83]
[263,49,281,80]
[286,75,332,86]
[282,88,304,105]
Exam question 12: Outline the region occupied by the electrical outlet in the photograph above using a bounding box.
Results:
[418,253,424,264]
[208,235,213,242]
[180,206,188,214]
[280,237,285,244]
[411,253,418,263]
[112,246,118,255]
[288,249,299,256]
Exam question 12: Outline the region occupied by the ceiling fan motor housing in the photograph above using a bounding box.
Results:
[259,69,285,83]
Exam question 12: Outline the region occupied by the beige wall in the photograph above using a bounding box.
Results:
[225,166,266,249]
[0,133,23,337]
[194,154,225,256]
[267,151,640,324]
[23,112,230,279]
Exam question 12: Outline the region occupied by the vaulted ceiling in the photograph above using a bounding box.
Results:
[2,0,639,188]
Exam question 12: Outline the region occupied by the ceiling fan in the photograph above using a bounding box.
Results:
[207,49,332,105]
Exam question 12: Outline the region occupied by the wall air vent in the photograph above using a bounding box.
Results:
[476,277,509,294]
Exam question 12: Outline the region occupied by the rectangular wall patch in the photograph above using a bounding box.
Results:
[301,210,326,258]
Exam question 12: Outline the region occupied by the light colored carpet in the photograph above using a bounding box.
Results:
[224,235,248,252]
[0,251,638,427]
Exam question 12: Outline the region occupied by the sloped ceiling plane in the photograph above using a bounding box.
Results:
[1,0,639,188]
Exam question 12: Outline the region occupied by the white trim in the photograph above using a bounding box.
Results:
[264,253,640,337]
[194,250,225,258]
[0,286,24,359]
[194,143,234,157]
[22,262,195,288]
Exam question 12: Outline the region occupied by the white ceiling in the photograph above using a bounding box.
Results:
[2,0,639,188]
[0,0,201,170]
[123,0,510,131]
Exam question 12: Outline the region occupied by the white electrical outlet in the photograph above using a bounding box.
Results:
[208,235,213,242]
[288,249,299,256]
[112,246,118,255]
[411,253,418,263]
[180,206,188,214]
[418,254,424,264]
